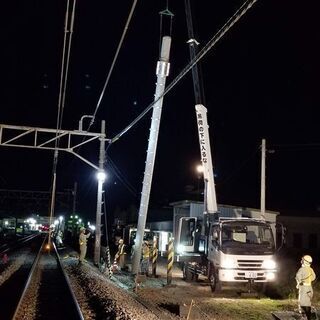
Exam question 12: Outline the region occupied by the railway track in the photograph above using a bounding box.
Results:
[11,239,84,320]
[0,234,43,319]
[1,237,177,319]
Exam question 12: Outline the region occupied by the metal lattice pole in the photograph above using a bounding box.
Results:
[131,36,172,274]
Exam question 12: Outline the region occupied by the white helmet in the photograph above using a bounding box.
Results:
[302,255,312,265]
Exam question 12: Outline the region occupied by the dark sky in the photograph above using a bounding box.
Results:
[1,0,319,219]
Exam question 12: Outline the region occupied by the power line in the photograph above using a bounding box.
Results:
[106,155,137,197]
[48,0,77,235]
[110,0,259,143]
[87,0,138,132]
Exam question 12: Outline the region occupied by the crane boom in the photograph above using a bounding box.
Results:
[195,104,218,213]
[185,1,217,213]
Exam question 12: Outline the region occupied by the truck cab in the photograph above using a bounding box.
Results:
[176,214,278,291]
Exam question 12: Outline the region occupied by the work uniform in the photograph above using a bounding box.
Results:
[55,231,63,247]
[115,240,126,270]
[79,230,90,263]
[141,242,150,275]
[295,256,316,319]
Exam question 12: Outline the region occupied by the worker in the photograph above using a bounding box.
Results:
[55,230,64,247]
[115,239,126,270]
[79,227,91,264]
[140,241,150,276]
[295,254,316,319]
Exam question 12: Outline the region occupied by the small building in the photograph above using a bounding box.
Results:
[277,215,320,251]
[171,200,279,244]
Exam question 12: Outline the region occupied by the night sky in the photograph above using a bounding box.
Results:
[1,0,319,220]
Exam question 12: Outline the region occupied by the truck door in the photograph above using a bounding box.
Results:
[208,225,220,265]
[177,217,197,253]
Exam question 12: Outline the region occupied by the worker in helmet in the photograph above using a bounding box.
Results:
[141,241,150,276]
[115,238,126,270]
[79,227,91,264]
[295,255,316,319]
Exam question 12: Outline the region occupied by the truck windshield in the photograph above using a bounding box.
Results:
[220,221,275,255]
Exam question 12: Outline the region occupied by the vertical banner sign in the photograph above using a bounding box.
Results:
[167,238,174,285]
[195,104,218,213]
[152,236,158,277]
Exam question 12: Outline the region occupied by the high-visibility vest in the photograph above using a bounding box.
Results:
[142,245,150,259]
[303,266,313,285]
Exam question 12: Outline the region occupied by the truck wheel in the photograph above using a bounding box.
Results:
[183,264,193,281]
[209,266,221,292]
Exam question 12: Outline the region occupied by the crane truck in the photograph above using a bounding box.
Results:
[175,104,280,292]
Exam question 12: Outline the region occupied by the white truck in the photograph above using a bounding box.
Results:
[175,104,281,292]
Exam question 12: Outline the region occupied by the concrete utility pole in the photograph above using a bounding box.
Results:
[260,138,266,220]
[131,36,172,274]
[94,120,106,265]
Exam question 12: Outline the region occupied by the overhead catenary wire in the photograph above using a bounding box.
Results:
[87,0,138,132]
[48,0,77,236]
[106,155,137,197]
[110,0,258,143]
[67,0,138,188]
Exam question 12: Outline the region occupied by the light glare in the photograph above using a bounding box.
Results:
[97,171,106,182]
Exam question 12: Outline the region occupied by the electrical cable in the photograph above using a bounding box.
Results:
[110,0,258,143]
[87,0,138,132]
[48,0,77,236]
[106,155,137,197]
[66,0,138,183]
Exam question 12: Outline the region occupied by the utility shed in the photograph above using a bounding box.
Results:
[171,200,279,244]
[277,215,320,251]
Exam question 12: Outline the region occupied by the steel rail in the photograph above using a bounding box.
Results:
[12,238,84,320]
[0,233,41,255]
[52,241,84,320]
[12,235,47,320]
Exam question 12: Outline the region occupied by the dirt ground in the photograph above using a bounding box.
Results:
[111,257,304,320]
[62,248,320,320]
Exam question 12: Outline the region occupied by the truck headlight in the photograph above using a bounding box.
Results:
[266,272,276,280]
[221,258,236,269]
[262,259,276,269]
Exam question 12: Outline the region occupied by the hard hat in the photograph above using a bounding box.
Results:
[80,227,85,231]
[302,255,312,264]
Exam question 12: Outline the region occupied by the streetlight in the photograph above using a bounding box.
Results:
[97,170,106,182]
[94,169,106,265]
[196,164,204,174]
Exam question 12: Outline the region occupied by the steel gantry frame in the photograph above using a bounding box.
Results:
[0,122,108,265]
[0,124,108,170]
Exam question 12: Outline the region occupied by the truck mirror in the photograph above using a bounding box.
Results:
[212,231,218,239]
